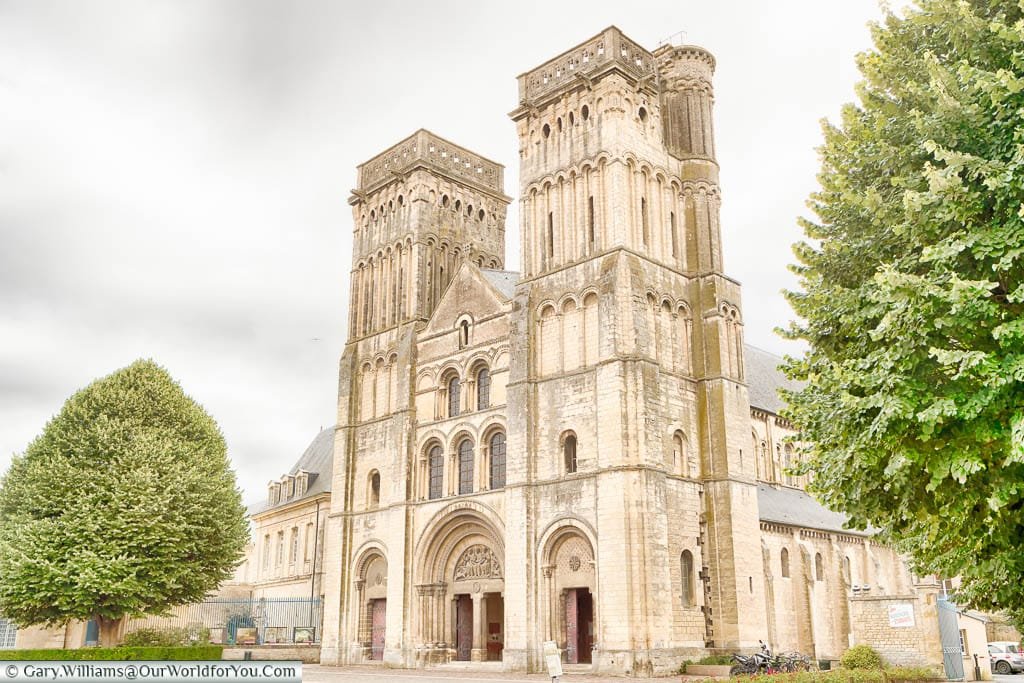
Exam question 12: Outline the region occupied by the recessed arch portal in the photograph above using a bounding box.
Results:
[413,506,506,662]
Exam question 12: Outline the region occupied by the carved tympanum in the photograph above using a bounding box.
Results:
[453,544,503,581]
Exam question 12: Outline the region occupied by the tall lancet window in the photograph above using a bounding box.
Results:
[458,439,474,495]
[447,375,461,418]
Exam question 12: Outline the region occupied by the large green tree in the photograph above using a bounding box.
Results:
[0,360,249,645]
[784,0,1024,623]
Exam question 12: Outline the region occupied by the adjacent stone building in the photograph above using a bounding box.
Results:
[304,26,916,674]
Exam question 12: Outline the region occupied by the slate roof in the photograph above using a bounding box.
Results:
[745,344,802,415]
[757,482,869,536]
[480,269,519,300]
[248,426,335,516]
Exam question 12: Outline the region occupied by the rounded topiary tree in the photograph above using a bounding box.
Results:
[0,360,249,646]
[841,644,884,670]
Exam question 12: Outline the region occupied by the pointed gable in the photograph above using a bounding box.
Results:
[421,262,512,337]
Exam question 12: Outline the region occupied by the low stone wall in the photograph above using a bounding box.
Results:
[849,591,942,669]
[223,645,320,664]
[685,664,733,677]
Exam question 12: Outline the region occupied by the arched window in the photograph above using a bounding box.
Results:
[489,431,506,489]
[447,375,461,418]
[563,433,578,474]
[459,320,470,348]
[844,556,852,583]
[781,547,790,578]
[815,552,824,581]
[476,368,490,411]
[428,444,443,500]
[369,471,380,509]
[681,550,694,606]
[458,439,474,495]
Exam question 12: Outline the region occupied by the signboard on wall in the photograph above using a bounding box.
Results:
[888,603,915,628]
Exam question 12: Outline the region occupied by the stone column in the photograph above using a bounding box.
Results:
[471,592,485,661]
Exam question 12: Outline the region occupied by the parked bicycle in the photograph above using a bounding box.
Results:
[729,641,816,676]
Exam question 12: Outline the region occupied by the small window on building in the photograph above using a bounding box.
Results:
[459,320,470,348]
[476,367,490,410]
[781,547,790,578]
[289,527,299,564]
[447,375,461,418]
[276,530,285,567]
[681,550,694,607]
[428,445,444,500]
[641,197,649,247]
[542,123,551,138]
[670,212,678,259]
[262,534,271,569]
[563,433,578,474]
[844,556,851,583]
[581,104,590,121]
[815,552,824,581]
[304,522,314,562]
[547,212,554,261]
[638,106,648,122]
[370,471,381,509]
[458,439,474,495]
[489,431,506,489]
[959,629,968,655]
[587,195,595,250]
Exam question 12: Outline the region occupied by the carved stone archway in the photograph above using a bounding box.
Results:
[414,507,505,664]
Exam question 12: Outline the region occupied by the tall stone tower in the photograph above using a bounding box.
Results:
[506,26,766,668]
[321,130,511,666]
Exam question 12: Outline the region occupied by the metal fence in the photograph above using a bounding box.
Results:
[0,618,17,649]
[124,598,323,646]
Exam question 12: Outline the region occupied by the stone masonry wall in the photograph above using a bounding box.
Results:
[849,592,943,669]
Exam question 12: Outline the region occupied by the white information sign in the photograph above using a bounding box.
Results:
[543,640,563,679]
[888,603,915,628]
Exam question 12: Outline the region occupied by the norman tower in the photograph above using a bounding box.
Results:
[507,26,765,659]
[322,131,511,667]
[346,129,510,340]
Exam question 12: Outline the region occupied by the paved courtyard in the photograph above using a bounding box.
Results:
[302,664,693,683]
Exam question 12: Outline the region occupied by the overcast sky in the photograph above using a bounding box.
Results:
[0,0,896,503]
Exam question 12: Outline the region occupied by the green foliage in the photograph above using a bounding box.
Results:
[0,646,223,660]
[885,667,941,681]
[699,654,737,665]
[730,669,939,683]
[121,626,210,647]
[782,0,1024,626]
[840,645,883,670]
[0,360,249,631]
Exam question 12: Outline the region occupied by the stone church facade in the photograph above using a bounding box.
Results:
[310,27,915,675]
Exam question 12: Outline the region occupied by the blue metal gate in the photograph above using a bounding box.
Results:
[937,598,965,680]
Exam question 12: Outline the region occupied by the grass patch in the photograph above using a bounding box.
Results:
[0,646,223,661]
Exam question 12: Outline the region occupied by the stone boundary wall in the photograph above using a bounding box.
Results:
[849,592,942,669]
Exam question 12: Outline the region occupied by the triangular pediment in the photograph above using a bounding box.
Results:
[422,262,510,337]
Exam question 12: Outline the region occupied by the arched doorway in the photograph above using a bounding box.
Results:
[415,506,505,663]
[542,527,597,665]
[354,551,387,661]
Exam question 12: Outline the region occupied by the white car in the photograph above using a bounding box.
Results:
[989,642,1024,675]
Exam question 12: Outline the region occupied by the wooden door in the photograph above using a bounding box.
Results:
[456,594,472,661]
[577,589,593,663]
[370,599,386,660]
[565,588,579,664]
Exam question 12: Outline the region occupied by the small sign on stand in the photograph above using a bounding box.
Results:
[543,640,563,682]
